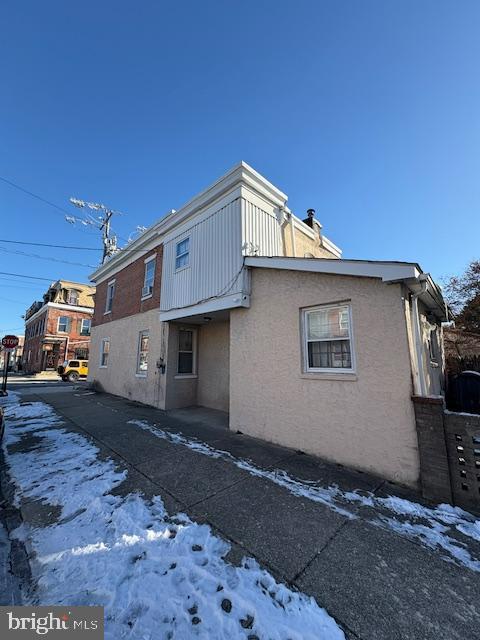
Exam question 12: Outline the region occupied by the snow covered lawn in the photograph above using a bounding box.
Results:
[1,394,344,640]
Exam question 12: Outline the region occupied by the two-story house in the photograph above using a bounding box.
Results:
[89,162,447,488]
[23,280,95,373]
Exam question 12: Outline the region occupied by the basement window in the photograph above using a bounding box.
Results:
[302,303,355,373]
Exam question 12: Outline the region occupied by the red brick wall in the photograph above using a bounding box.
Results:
[92,246,163,327]
[23,307,93,373]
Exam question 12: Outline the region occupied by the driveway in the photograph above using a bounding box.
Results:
[1,385,479,640]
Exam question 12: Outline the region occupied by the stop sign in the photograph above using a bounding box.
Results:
[1,335,19,349]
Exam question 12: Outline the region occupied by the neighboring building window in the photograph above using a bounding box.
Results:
[105,280,115,313]
[175,238,190,270]
[100,338,110,367]
[142,257,156,298]
[75,348,89,359]
[137,331,149,374]
[178,329,195,374]
[67,290,79,305]
[80,318,91,336]
[303,303,354,372]
[57,316,71,333]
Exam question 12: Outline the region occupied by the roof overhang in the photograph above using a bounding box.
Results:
[244,256,448,320]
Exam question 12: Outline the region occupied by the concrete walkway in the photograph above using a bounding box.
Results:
[4,385,480,640]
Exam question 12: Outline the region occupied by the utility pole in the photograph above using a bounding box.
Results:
[67,199,122,264]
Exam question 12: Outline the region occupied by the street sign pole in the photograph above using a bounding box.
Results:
[1,335,19,397]
[1,351,10,395]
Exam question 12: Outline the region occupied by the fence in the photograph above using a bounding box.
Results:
[412,396,480,515]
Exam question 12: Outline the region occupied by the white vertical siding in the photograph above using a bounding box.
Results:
[241,197,282,257]
[160,198,243,312]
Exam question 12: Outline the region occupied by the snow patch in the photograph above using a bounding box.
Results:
[128,419,480,572]
[3,398,344,640]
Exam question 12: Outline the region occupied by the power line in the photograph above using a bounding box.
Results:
[0,176,71,217]
[0,246,96,268]
[0,238,159,254]
[0,175,124,241]
[0,239,101,251]
[0,271,56,282]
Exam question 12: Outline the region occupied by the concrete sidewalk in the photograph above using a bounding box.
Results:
[5,386,480,640]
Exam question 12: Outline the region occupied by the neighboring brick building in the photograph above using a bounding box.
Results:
[22,280,95,373]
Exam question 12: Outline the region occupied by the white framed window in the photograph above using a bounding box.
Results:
[177,328,196,375]
[175,238,190,270]
[100,338,110,367]
[105,280,115,313]
[302,303,355,373]
[67,290,79,305]
[136,331,149,375]
[142,256,156,298]
[80,318,91,336]
[57,316,71,333]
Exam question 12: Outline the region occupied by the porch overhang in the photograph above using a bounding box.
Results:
[159,291,250,322]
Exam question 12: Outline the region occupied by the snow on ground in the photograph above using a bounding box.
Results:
[1,396,344,640]
[128,419,480,573]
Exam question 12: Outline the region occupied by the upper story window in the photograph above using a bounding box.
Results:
[80,318,91,336]
[302,303,355,373]
[57,316,71,334]
[67,290,79,305]
[142,257,156,298]
[105,280,115,313]
[175,238,190,270]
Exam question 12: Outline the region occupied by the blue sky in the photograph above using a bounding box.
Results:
[1,0,479,335]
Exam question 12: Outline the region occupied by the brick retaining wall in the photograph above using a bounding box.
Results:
[412,396,480,515]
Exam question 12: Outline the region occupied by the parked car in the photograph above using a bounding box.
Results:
[58,360,88,382]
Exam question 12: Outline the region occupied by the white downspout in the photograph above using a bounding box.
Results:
[411,277,428,396]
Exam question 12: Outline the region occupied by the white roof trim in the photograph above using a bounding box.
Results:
[25,302,93,326]
[90,161,289,283]
[244,256,421,283]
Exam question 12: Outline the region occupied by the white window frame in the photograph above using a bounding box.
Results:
[175,237,190,271]
[100,338,110,368]
[141,256,156,299]
[105,279,116,314]
[176,327,197,378]
[302,302,356,374]
[57,315,71,334]
[136,330,149,376]
[67,289,79,305]
[80,318,91,336]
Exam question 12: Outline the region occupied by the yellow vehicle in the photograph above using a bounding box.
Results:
[57,359,88,383]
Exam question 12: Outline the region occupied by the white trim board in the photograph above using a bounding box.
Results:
[244,256,421,283]
[25,302,94,325]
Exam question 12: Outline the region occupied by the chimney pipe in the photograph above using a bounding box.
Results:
[303,208,315,228]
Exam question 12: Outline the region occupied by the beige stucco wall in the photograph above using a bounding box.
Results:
[197,320,230,412]
[88,309,167,408]
[282,220,338,259]
[230,268,420,488]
